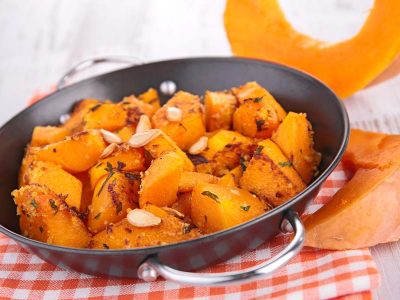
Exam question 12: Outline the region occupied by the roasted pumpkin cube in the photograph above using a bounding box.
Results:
[120,95,156,125]
[89,205,201,249]
[202,130,255,176]
[219,165,243,187]
[272,112,321,184]
[12,185,91,248]
[232,82,287,139]
[144,131,194,171]
[89,145,146,189]
[204,90,237,131]
[31,126,70,147]
[88,172,139,234]
[19,146,39,187]
[240,139,306,207]
[138,88,161,110]
[152,91,206,150]
[191,183,268,233]
[178,172,219,193]
[83,103,127,131]
[139,152,184,208]
[172,192,193,221]
[35,130,107,173]
[116,126,136,142]
[74,172,93,213]
[63,98,101,133]
[231,81,286,121]
[23,161,82,210]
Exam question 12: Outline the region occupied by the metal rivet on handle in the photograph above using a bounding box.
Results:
[160,80,177,96]
[138,263,159,282]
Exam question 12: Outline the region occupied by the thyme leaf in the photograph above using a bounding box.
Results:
[255,145,264,155]
[278,161,292,167]
[240,204,251,212]
[201,191,220,203]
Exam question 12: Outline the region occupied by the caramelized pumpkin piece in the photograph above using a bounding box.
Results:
[240,139,306,206]
[35,130,107,173]
[74,172,93,213]
[343,129,400,171]
[191,183,268,233]
[89,145,146,189]
[31,126,70,147]
[138,88,161,110]
[19,146,39,187]
[272,112,321,184]
[219,165,243,187]
[12,185,91,248]
[204,90,237,131]
[144,131,194,171]
[63,99,101,133]
[201,130,255,176]
[172,192,193,221]
[152,91,206,150]
[139,152,184,208]
[88,172,139,234]
[83,103,127,131]
[23,161,82,210]
[305,165,400,250]
[89,205,201,249]
[120,95,156,125]
[178,172,219,193]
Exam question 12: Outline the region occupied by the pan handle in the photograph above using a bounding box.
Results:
[57,55,144,90]
[137,210,304,286]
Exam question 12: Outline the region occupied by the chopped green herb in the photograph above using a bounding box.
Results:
[255,145,264,155]
[201,191,220,203]
[278,161,292,167]
[30,199,38,209]
[117,161,126,171]
[253,97,263,103]
[94,212,101,220]
[97,162,115,196]
[48,199,58,214]
[255,119,265,131]
[39,226,44,233]
[89,103,102,112]
[240,156,248,171]
[240,204,251,212]
[124,172,141,181]
[115,201,123,215]
[103,243,109,249]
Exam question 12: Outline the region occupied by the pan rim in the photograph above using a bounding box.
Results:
[0,56,349,255]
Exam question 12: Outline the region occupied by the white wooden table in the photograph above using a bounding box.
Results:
[0,1,399,298]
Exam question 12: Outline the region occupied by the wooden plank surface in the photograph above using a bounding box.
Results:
[0,0,399,299]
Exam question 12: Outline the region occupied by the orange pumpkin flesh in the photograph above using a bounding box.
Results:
[224,0,400,98]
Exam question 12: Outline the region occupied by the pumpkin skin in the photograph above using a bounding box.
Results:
[224,0,400,98]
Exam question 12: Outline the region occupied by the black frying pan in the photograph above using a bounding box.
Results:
[0,57,348,285]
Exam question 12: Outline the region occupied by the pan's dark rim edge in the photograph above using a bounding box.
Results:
[0,56,349,255]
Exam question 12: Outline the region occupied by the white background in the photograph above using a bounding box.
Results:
[0,1,399,298]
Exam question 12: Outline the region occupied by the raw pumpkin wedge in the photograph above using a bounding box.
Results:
[271,112,321,184]
[35,130,107,173]
[224,0,400,98]
[304,165,400,250]
[343,129,400,171]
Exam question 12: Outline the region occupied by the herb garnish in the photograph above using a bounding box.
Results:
[103,243,109,249]
[240,156,248,171]
[253,97,263,103]
[39,226,44,233]
[97,162,115,196]
[48,199,58,214]
[201,191,220,203]
[31,199,38,209]
[89,104,102,112]
[240,204,251,212]
[125,172,141,181]
[255,119,265,131]
[94,212,101,220]
[115,201,123,215]
[278,161,292,167]
[255,145,264,155]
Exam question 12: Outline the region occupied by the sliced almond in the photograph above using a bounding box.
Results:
[127,209,161,227]
[188,136,208,155]
[100,129,122,144]
[166,107,183,122]
[136,115,152,133]
[100,143,118,159]
[161,207,184,218]
[128,129,161,148]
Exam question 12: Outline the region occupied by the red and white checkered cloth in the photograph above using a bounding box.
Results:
[0,163,380,299]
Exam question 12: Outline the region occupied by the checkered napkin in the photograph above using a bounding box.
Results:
[0,162,380,300]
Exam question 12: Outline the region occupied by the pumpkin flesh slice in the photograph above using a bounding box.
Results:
[225,0,400,98]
